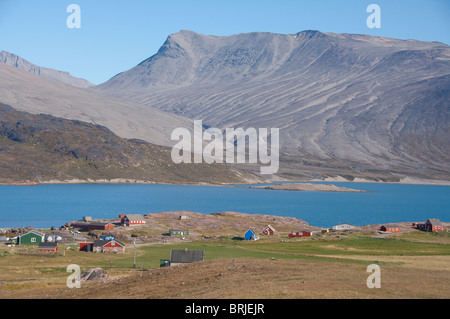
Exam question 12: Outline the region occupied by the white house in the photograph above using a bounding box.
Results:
[332,223,355,231]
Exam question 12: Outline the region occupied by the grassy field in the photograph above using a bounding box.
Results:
[0,230,449,299]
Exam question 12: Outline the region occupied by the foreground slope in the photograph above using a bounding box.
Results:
[96,30,450,181]
[0,104,261,184]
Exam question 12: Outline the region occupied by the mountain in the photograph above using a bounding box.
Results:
[0,62,194,148]
[0,51,95,89]
[0,103,262,184]
[95,30,450,181]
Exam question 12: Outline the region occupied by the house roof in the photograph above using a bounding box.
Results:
[245,229,255,234]
[38,242,58,249]
[89,222,113,227]
[21,230,45,237]
[123,214,145,221]
[170,249,204,264]
[72,221,112,228]
[264,225,276,231]
[427,219,442,225]
[93,239,125,248]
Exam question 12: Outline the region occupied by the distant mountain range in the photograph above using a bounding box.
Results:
[1,30,449,182]
[0,103,261,184]
[0,61,194,148]
[0,51,94,89]
[95,30,450,181]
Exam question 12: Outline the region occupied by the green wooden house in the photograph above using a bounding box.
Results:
[169,229,189,236]
[17,230,45,245]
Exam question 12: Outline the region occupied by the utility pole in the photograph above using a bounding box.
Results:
[133,241,136,268]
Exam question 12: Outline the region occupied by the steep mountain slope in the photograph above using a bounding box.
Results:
[96,30,450,181]
[0,51,95,89]
[0,62,193,148]
[0,104,261,184]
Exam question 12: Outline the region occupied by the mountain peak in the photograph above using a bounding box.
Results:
[296,30,327,38]
[177,29,204,36]
[100,29,344,89]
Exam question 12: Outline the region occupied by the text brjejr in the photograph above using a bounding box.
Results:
[171,120,279,175]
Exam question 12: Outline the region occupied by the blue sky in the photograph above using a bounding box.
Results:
[1,0,449,84]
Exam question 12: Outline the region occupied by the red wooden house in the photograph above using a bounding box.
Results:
[80,240,125,254]
[79,242,93,252]
[38,242,58,253]
[94,239,125,254]
[262,225,276,235]
[425,219,444,232]
[288,230,312,238]
[380,225,400,232]
[121,214,146,226]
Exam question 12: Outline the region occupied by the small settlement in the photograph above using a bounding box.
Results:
[8,214,147,255]
[1,214,446,268]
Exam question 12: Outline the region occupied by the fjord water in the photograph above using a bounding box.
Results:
[0,183,449,229]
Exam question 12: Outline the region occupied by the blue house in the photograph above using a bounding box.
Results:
[244,229,259,241]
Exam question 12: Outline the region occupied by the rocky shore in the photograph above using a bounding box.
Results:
[248,183,370,193]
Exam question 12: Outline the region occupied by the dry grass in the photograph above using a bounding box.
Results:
[5,257,449,299]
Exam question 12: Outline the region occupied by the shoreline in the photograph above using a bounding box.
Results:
[2,210,447,235]
[1,175,450,187]
[309,176,450,186]
[246,183,370,193]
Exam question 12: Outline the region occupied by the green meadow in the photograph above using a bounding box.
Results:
[79,233,450,270]
[1,231,449,297]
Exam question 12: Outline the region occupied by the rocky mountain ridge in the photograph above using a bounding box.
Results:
[95,30,450,181]
[0,103,261,184]
[0,50,95,89]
